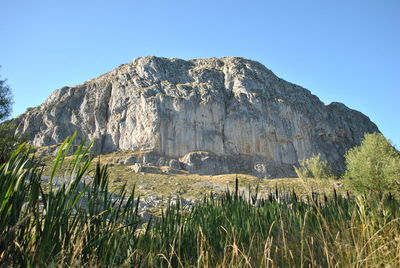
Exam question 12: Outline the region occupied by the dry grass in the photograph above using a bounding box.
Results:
[36,149,349,201]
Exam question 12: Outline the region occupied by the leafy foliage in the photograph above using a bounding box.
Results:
[343,132,400,197]
[0,70,13,121]
[294,154,333,179]
[0,70,21,163]
[0,119,25,163]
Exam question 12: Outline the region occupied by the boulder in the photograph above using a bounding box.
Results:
[123,155,137,165]
[132,163,142,173]
[169,159,181,170]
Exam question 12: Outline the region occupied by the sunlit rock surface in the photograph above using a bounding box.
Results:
[15,56,378,177]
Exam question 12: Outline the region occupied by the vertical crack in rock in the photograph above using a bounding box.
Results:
[100,82,113,153]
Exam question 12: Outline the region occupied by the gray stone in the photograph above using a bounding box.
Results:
[161,166,171,174]
[123,155,137,165]
[138,184,151,190]
[169,159,181,170]
[157,157,167,166]
[142,152,159,165]
[160,166,184,174]
[132,163,142,173]
[15,56,379,178]
[113,178,123,183]
[180,151,227,175]
[254,163,267,175]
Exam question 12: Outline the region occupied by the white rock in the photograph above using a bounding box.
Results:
[15,56,379,177]
[132,163,142,173]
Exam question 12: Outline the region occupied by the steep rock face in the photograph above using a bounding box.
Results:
[15,56,378,177]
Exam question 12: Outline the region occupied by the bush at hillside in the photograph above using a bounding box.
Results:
[343,132,400,197]
[0,71,13,120]
[294,154,333,179]
[0,119,25,163]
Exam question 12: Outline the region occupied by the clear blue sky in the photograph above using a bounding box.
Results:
[1,0,399,147]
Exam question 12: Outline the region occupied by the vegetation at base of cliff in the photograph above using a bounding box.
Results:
[1,135,399,267]
[343,132,400,197]
[0,70,26,163]
[0,119,26,163]
[0,70,13,120]
[294,153,334,179]
[38,151,347,202]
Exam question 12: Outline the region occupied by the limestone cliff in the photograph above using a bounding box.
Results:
[15,56,379,177]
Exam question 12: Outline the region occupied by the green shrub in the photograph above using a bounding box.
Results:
[294,154,333,179]
[343,132,400,197]
[0,119,25,163]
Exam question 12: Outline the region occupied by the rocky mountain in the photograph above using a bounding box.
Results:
[15,56,378,177]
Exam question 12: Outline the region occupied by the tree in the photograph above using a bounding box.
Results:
[294,154,334,179]
[0,68,13,121]
[0,70,23,163]
[0,120,24,163]
[343,132,400,197]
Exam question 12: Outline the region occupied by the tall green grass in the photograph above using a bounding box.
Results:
[1,137,399,267]
[0,136,144,266]
[142,187,399,267]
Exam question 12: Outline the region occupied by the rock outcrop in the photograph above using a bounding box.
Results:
[15,56,379,177]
